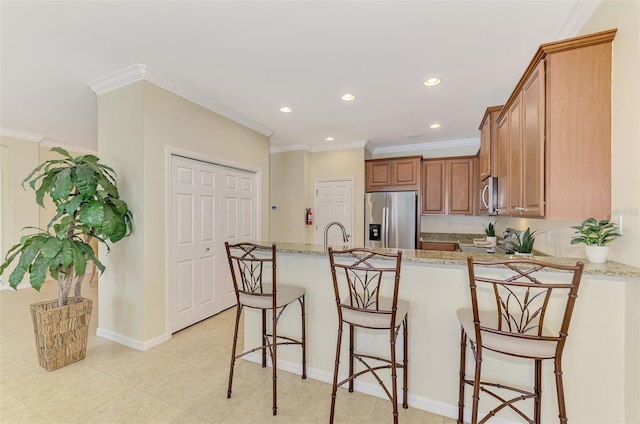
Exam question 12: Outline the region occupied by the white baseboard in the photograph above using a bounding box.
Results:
[96,327,171,351]
[243,353,517,424]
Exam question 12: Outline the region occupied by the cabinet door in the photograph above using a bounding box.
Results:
[365,160,392,191]
[496,116,510,215]
[508,93,523,216]
[421,160,445,214]
[392,157,420,187]
[479,118,491,180]
[521,60,545,217]
[448,158,474,215]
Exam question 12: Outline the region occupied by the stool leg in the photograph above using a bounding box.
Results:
[390,327,399,424]
[272,308,278,416]
[300,295,307,379]
[330,321,343,424]
[261,309,267,367]
[471,343,482,424]
[534,359,542,424]
[348,324,355,392]
[402,315,409,409]
[555,357,568,423]
[227,305,242,399]
[457,327,467,423]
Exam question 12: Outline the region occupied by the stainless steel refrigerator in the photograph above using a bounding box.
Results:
[365,191,418,249]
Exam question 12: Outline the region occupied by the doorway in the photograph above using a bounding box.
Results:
[314,178,354,247]
[169,154,257,332]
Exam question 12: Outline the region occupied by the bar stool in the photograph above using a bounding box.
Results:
[327,247,409,424]
[457,257,584,424]
[225,242,306,416]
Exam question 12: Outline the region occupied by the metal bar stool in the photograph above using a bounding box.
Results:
[328,247,409,424]
[457,257,584,424]
[225,242,307,416]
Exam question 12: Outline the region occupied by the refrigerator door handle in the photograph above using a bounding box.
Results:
[381,207,387,248]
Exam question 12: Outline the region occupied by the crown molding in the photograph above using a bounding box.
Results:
[555,0,601,40]
[270,140,369,154]
[39,140,97,155]
[0,128,43,142]
[87,64,274,138]
[371,137,480,155]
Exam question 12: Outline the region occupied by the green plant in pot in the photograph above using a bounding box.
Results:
[570,218,620,263]
[510,228,538,255]
[483,222,497,247]
[0,147,133,370]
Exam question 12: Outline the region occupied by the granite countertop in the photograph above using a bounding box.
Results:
[260,240,640,279]
[420,232,485,245]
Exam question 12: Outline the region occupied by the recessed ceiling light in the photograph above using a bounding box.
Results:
[423,77,442,87]
[279,106,292,113]
[430,123,442,129]
[341,93,356,101]
[325,137,335,141]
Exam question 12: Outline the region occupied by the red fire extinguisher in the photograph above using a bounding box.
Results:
[305,208,313,225]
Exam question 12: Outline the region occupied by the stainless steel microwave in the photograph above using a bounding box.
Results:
[482,176,498,215]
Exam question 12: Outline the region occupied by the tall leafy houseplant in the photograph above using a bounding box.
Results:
[0,147,133,307]
[570,218,620,246]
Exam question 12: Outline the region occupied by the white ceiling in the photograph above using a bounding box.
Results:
[0,1,597,153]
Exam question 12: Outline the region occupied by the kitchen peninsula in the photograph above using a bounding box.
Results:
[242,243,640,423]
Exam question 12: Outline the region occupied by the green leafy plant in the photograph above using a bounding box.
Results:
[511,228,539,254]
[0,147,133,307]
[483,222,496,237]
[570,218,620,246]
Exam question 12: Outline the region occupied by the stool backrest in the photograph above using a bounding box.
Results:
[466,257,584,351]
[225,242,276,300]
[328,247,402,327]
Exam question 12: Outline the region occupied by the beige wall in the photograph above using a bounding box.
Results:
[270,150,312,243]
[579,2,640,422]
[270,147,366,246]
[97,80,270,346]
[0,136,39,288]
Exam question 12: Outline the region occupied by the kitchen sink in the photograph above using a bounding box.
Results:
[458,244,513,254]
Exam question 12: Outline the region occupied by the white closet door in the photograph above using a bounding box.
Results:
[170,155,256,332]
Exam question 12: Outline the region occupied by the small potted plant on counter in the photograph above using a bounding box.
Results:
[509,228,538,256]
[570,218,620,263]
[483,222,497,247]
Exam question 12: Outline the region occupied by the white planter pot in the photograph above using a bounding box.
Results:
[585,245,610,264]
[486,236,497,247]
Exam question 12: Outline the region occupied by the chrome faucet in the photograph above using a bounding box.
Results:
[503,228,520,240]
[324,221,350,250]
[502,228,520,251]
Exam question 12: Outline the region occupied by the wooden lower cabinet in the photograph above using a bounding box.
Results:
[422,157,475,215]
[419,242,460,252]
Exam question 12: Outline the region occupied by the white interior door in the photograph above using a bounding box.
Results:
[170,155,256,332]
[314,179,354,247]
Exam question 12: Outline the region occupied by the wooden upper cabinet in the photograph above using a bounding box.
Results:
[496,114,510,216]
[366,160,392,189]
[421,157,475,215]
[495,29,615,220]
[365,156,421,192]
[393,157,421,187]
[421,160,446,214]
[448,158,475,215]
[521,60,545,217]
[478,106,503,181]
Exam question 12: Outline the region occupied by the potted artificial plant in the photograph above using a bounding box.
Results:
[483,222,497,247]
[0,147,132,371]
[570,218,620,263]
[510,228,538,256]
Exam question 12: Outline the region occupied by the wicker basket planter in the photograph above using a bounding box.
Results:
[30,298,93,371]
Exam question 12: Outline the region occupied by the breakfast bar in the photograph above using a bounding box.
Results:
[242,243,640,424]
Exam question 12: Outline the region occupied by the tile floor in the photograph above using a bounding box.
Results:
[0,280,454,423]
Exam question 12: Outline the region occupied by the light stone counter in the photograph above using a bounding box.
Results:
[241,241,639,423]
[266,241,640,279]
